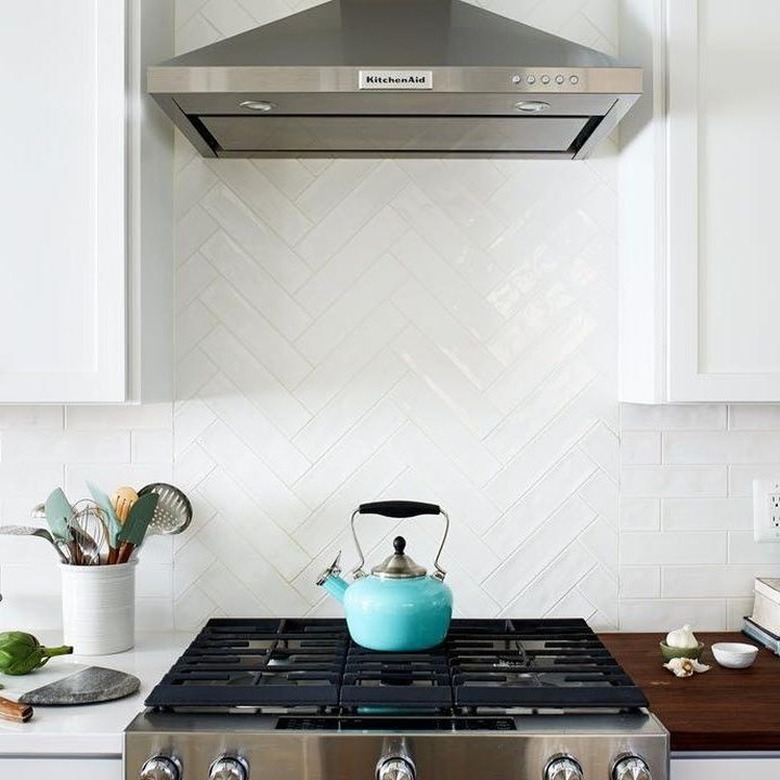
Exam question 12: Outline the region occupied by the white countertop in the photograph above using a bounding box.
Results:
[0,631,191,756]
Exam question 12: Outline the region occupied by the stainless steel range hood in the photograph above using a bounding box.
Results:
[147,0,642,159]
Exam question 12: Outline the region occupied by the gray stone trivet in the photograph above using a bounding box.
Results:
[19,666,140,705]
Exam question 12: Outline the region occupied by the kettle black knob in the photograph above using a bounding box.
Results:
[393,537,406,555]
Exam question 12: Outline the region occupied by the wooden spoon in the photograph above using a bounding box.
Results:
[111,486,138,524]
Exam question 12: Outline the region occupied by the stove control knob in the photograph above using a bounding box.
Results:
[139,756,181,780]
[377,757,416,780]
[612,755,652,780]
[544,755,583,780]
[209,755,249,780]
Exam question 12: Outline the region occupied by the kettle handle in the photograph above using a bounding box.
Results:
[358,501,440,518]
[350,502,450,581]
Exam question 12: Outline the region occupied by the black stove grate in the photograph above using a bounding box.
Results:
[144,617,647,712]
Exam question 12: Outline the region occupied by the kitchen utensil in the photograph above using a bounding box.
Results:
[116,492,159,563]
[138,482,193,536]
[0,525,69,563]
[44,487,73,541]
[0,694,33,723]
[44,487,80,563]
[711,642,759,669]
[87,481,123,563]
[18,665,140,704]
[67,502,108,565]
[111,486,138,524]
[317,500,453,651]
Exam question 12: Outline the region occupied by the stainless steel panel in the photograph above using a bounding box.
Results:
[147,66,642,96]
[171,91,619,117]
[125,714,669,780]
[200,116,589,154]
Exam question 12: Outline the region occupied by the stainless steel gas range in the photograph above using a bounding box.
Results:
[125,618,668,780]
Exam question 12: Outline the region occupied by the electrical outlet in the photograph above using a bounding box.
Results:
[754,478,780,542]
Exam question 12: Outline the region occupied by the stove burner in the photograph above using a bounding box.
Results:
[144,618,647,714]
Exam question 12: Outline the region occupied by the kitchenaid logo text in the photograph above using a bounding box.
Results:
[359,70,433,89]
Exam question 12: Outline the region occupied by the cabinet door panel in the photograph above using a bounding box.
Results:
[0,1,125,402]
[672,757,780,779]
[0,757,121,780]
[668,0,780,400]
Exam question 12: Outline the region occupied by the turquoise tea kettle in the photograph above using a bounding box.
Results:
[317,501,453,652]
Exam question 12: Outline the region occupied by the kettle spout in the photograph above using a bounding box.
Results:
[316,552,349,604]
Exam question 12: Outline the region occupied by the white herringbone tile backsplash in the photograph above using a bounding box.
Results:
[2,1,779,635]
[170,0,622,630]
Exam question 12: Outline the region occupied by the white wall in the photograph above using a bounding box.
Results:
[1,0,778,635]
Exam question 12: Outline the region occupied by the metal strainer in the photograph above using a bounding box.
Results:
[137,483,193,536]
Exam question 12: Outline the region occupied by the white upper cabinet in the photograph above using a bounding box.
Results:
[619,0,780,402]
[0,0,173,403]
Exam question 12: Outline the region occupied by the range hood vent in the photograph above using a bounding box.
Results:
[147,0,642,159]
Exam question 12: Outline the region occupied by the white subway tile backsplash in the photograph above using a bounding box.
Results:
[201,184,311,293]
[500,541,598,619]
[484,496,597,602]
[620,498,660,531]
[207,159,312,246]
[578,566,619,626]
[620,431,661,464]
[200,232,311,340]
[662,497,752,531]
[201,279,312,389]
[661,564,780,598]
[620,532,727,565]
[296,161,407,267]
[729,465,780,496]
[201,374,311,484]
[664,431,780,464]
[580,518,618,576]
[0,406,64,429]
[297,254,407,363]
[621,404,727,431]
[1,430,131,464]
[727,598,754,630]
[621,465,727,498]
[175,205,218,266]
[579,422,619,480]
[131,430,174,465]
[727,532,780,565]
[13,0,780,634]
[392,375,502,486]
[579,470,619,528]
[65,404,172,431]
[619,599,726,632]
[619,566,661,599]
[295,160,378,224]
[486,448,596,555]
[390,231,505,344]
[729,405,780,430]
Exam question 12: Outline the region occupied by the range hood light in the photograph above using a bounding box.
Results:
[514,101,551,113]
[239,100,276,112]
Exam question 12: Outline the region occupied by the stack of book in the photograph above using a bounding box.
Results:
[743,577,780,654]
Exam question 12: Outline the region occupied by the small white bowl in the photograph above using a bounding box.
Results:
[711,642,759,669]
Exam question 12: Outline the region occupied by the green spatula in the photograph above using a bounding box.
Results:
[116,492,159,564]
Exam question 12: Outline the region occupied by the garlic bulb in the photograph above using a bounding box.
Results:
[663,657,711,677]
[665,624,698,648]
